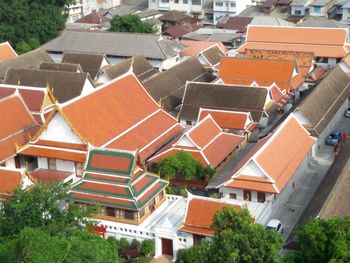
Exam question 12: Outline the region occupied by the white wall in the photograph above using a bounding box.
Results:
[38,157,48,169]
[4,158,16,168]
[38,113,83,144]
[81,79,95,95]
[56,160,76,173]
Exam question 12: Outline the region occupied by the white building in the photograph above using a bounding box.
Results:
[213,0,255,24]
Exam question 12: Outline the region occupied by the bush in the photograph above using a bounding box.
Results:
[119,237,129,249]
[165,186,175,195]
[179,188,188,198]
[107,236,119,249]
[131,238,140,249]
[140,239,155,256]
[209,193,220,199]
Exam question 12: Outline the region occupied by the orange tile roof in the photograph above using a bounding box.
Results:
[238,26,349,58]
[180,40,227,57]
[30,169,72,184]
[35,140,87,151]
[188,115,221,148]
[219,57,302,91]
[61,74,183,155]
[226,115,315,193]
[0,42,17,62]
[180,197,241,236]
[198,109,251,130]
[90,154,131,172]
[244,49,314,78]
[203,133,244,168]
[19,145,86,163]
[106,110,183,160]
[0,168,22,197]
[226,176,277,193]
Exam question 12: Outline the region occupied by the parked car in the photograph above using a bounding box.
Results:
[345,107,350,118]
[325,130,342,146]
[266,219,283,234]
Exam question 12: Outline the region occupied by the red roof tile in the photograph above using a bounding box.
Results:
[198,109,251,130]
[75,10,107,24]
[30,169,72,184]
[188,116,221,148]
[0,168,22,197]
[216,16,253,33]
[0,42,17,63]
[181,40,227,57]
[90,154,131,173]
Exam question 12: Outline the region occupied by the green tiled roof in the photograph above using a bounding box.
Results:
[132,173,158,197]
[137,181,167,208]
[72,181,134,199]
[84,172,130,185]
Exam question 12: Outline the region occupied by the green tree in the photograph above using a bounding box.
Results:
[157,151,216,180]
[140,239,155,256]
[0,0,72,54]
[109,15,157,34]
[285,217,350,263]
[176,207,282,263]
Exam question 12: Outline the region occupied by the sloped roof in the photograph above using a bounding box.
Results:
[201,46,225,67]
[0,93,39,163]
[223,114,315,193]
[164,24,198,39]
[296,65,350,135]
[68,147,168,211]
[0,49,52,82]
[244,49,314,78]
[179,82,270,122]
[216,16,253,33]
[41,30,183,60]
[158,10,190,22]
[143,57,215,112]
[60,74,184,159]
[149,115,244,168]
[219,57,304,91]
[103,55,157,81]
[4,68,93,103]
[0,41,17,63]
[75,10,108,24]
[0,168,24,199]
[180,40,227,57]
[238,26,349,58]
[39,62,82,73]
[179,195,242,236]
[62,52,107,80]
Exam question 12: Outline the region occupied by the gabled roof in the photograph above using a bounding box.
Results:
[0,41,17,63]
[197,109,257,132]
[143,57,215,112]
[158,10,190,22]
[222,114,315,193]
[41,30,183,60]
[163,24,199,39]
[200,45,226,68]
[103,55,158,82]
[296,65,350,135]
[0,92,39,164]
[244,49,314,78]
[0,167,32,200]
[61,52,108,80]
[216,16,253,33]
[0,84,51,124]
[180,40,227,57]
[68,147,168,211]
[179,82,271,122]
[179,194,242,236]
[39,62,83,73]
[219,57,304,91]
[59,73,184,159]
[149,115,244,168]
[4,68,93,103]
[238,26,349,58]
[0,49,52,82]
[75,10,108,24]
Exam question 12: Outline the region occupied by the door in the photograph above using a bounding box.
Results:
[161,238,173,256]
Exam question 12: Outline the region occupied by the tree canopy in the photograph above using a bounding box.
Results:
[0,183,121,263]
[157,151,215,180]
[109,15,157,34]
[285,217,350,263]
[176,207,282,263]
[0,0,73,53]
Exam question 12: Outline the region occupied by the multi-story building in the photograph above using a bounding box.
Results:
[213,0,255,24]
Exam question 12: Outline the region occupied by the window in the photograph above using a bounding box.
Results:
[316,57,328,63]
[313,6,321,13]
[230,2,236,7]
[230,193,237,199]
[161,0,169,3]
[48,158,56,170]
[175,0,179,3]
[75,162,84,177]
[215,2,223,7]
[192,0,201,5]
[243,190,251,201]
[294,9,301,15]
[105,207,116,217]
[186,120,192,125]
[124,210,134,220]
[183,0,188,3]
[257,192,265,203]
[140,207,145,217]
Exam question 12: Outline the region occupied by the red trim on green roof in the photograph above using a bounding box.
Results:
[84,173,130,184]
[131,169,145,182]
[86,149,135,176]
[138,181,167,208]
[72,181,133,199]
[68,192,138,210]
[132,174,158,197]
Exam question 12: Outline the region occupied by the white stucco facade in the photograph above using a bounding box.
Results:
[213,0,254,24]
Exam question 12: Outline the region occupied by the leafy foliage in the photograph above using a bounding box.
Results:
[176,207,282,263]
[157,151,216,180]
[0,0,72,53]
[285,217,350,263]
[0,184,120,263]
[109,15,157,34]
[140,239,155,256]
